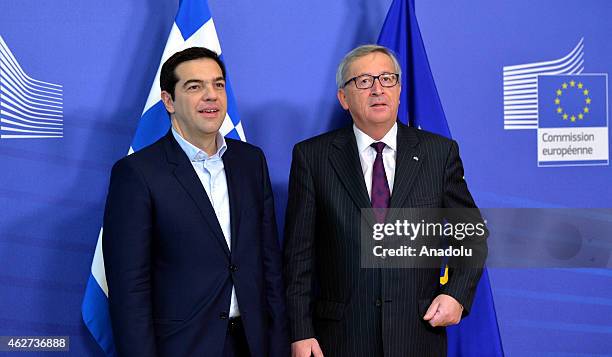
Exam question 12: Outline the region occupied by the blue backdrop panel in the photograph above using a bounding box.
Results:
[0,1,175,355]
[415,1,612,355]
[1,0,611,356]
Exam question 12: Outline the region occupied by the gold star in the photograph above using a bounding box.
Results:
[583,89,589,95]
[578,113,584,120]
[557,107,563,113]
[562,83,568,89]
[586,98,592,104]
[556,89,563,96]
[578,82,584,89]
[563,113,569,120]
[584,107,590,113]
[555,98,561,105]
[571,115,576,122]
[570,80,576,87]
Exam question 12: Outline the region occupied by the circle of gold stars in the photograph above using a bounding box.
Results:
[555,79,591,122]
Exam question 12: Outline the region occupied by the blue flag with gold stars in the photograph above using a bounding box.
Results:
[537,74,608,166]
[539,75,606,127]
[377,0,505,356]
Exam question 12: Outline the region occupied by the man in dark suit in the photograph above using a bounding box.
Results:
[103,47,289,357]
[283,45,487,357]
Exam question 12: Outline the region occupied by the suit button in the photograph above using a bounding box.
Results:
[375,299,382,307]
[220,311,228,320]
[229,264,238,272]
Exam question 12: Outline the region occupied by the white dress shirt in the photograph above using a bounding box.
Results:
[353,123,398,198]
[172,128,240,318]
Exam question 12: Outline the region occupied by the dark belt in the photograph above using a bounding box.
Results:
[227,316,243,334]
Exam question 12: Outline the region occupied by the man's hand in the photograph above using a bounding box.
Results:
[291,338,323,357]
[423,294,463,327]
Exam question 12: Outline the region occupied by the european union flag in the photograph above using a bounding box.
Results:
[377,0,450,135]
[538,74,607,128]
[537,74,608,166]
[378,1,504,356]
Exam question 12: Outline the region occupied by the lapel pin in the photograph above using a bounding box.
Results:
[412,156,419,161]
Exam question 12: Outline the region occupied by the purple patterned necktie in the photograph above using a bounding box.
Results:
[370,142,390,222]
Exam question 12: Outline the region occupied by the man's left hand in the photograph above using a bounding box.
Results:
[423,294,463,327]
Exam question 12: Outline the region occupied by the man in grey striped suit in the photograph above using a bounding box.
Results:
[283,45,487,357]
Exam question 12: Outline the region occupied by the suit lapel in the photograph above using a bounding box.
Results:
[329,127,377,226]
[163,132,231,257]
[220,141,241,253]
[389,123,422,213]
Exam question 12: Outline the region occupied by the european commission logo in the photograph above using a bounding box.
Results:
[0,35,63,139]
[503,38,609,167]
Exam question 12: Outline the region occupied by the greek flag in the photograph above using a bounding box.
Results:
[81,1,244,355]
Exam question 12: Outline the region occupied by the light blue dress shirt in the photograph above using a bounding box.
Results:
[172,128,240,318]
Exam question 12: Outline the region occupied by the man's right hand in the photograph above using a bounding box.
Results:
[291,338,323,357]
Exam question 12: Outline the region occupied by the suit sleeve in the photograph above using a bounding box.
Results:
[283,144,317,342]
[439,140,488,316]
[102,158,157,357]
[257,149,291,356]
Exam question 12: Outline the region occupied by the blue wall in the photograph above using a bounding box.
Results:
[1,1,611,355]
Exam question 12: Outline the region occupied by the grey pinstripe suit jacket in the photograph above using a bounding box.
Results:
[283,122,486,357]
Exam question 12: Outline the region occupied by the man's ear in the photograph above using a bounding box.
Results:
[337,89,349,110]
[161,91,175,114]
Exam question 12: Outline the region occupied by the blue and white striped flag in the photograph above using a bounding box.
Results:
[81,1,244,355]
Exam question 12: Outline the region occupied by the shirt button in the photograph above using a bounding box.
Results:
[229,264,238,272]
[375,299,382,307]
[219,311,228,320]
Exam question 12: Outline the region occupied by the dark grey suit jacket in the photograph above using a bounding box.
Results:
[283,122,486,357]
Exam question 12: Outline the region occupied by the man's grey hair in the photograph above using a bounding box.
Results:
[335,44,402,89]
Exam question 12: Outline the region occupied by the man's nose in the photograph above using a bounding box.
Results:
[201,83,218,101]
[370,79,384,96]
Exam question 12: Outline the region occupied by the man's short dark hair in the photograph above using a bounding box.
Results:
[160,47,226,99]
